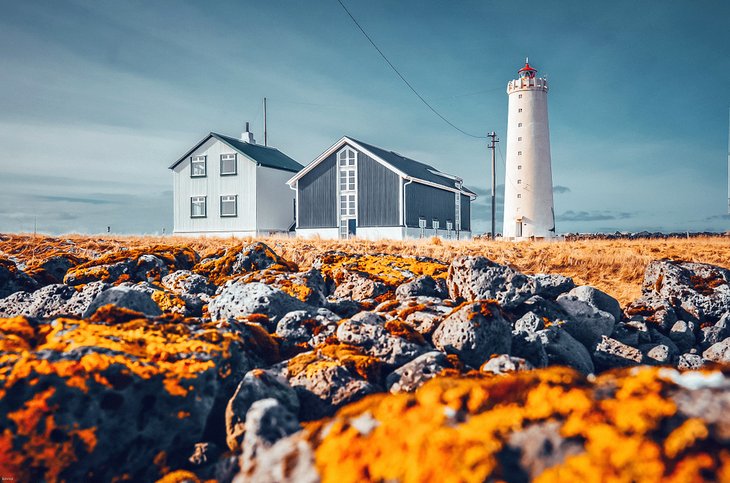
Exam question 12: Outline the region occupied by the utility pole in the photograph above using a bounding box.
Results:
[263,97,268,147]
[487,132,499,239]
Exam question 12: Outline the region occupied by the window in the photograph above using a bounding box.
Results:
[518,136,522,141]
[220,195,237,217]
[518,94,523,99]
[337,147,357,238]
[191,196,207,218]
[518,122,523,127]
[418,217,427,229]
[517,179,522,184]
[432,219,440,230]
[518,151,522,156]
[518,108,523,113]
[220,154,237,175]
[518,165,522,170]
[446,220,453,231]
[191,156,206,177]
[517,194,522,198]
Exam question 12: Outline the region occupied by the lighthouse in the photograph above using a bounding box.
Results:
[502,59,555,240]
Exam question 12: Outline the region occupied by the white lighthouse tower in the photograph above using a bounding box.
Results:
[502,59,555,240]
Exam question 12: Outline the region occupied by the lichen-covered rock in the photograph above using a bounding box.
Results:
[395,275,448,301]
[385,351,452,393]
[240,268,327,306]
[641,343,677,365]
[677,353,705,370]
[703,337,730,364]
[556,293,616,348]
[225,369,299,452]
[533,273,575,299]
[0,258,38,298]
[0,283,77,318]
[447,256,536,308]
[195,242,298,286]
[209,282,311,330]
[642,259,730,322]
[275,308,340,353]
[699,313,730,350]
[25,254,84,286]
[381,298,453,336]
[64,246,197,286]
[279,345,381,420]
[432,301,512,368]
[83,285,163,318]
[0,314,258,482]
[481,354,534,375]
[162,270,217,297]
[593,336,643,370]
[502,420,583,480]
[534,326,595,374]
[336,312,427,367]
[333,270,388,302]
[566,285,622,323]
[232,431,318,483]
[239,399,301,474]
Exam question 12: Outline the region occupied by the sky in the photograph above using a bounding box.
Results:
[1,0,729,235]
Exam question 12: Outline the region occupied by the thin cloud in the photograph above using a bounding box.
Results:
[554,185,571,194]
[32,195,119,205]
[557,210,634,222]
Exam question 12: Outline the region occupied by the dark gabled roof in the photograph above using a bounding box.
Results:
[348,138,476,196]
[169,132,304,173]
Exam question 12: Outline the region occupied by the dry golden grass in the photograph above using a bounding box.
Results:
[2,233,730,306]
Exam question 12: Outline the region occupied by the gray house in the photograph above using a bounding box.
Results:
[287,136,475,240]
[169,126,303,237]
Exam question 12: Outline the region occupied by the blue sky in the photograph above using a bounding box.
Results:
[1,0,728,235]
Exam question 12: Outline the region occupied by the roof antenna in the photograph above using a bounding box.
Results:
[525,56,529,64]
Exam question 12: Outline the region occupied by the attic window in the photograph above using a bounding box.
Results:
[191,196,206,218]
[455,180,462,189]
[191,156,207,177]
[221,154,237,175]
[221,195,238,217]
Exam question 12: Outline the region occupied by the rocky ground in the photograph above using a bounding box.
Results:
[0,238,729,482]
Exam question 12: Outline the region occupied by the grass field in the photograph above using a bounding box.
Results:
[2,233,730,305]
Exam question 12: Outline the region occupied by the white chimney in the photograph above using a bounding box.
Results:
[241,122,256,143]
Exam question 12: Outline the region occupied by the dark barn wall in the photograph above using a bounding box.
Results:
[461,194,471,232]
[405,182,455,229]
[356,150,401,227]
[297,153,337,228]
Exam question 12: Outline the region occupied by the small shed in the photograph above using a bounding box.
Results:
[287,136,475,240]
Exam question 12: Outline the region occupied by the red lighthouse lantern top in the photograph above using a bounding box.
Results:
[518,58,537,79]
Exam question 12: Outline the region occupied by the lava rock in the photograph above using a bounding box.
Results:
[447,256,536,308]
[556,294,616,348]
[534,327,595,374]
[676,353,705,370]
[209,282,311,330]
[333,270,388,301]
[83,286,162,318]
[640,344,676,365]
[533,273,576,299]
[232,432,318,483]
[432,301,512,368]
[511,330,549,368]
[566,286,622,323]
[669,320,697,352]
[225,369,300,452]
[703,337,730,364]
[514,311,545,334]
[395,275,448,301]
[0,258,38,298]
[593,336,643,370]
[481,355,534,375]
[239,399,301,474]
[386,351,451,393]
[162,270,217,296]
[699,313,730,350]
[275,308,340,351]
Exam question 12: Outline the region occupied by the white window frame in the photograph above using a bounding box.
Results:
[191,196,207,218]
[337,147,358,239]
[191,155,207,177]
[432,219,440,230]
[220,195,238,217]
[454,192,461,231]
[220,153,237,176]
[518,122,523,127]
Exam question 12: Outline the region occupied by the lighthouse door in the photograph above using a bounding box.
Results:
[515,220,523,238]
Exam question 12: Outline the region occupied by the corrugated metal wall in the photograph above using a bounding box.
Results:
[405,182,454,228]
[357,150,400,227]
[461,194,471,231]
[297,153,337,228]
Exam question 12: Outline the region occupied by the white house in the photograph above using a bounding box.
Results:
[287,136,476,240]
[169,125,304,237]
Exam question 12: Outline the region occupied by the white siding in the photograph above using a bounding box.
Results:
[256,166,296,233]
[172,138,257,234]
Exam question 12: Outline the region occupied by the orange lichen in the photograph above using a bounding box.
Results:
[151,290,187,313]
[194,243,298,286]
[288,343,382,383]
[318,252,448,288]
[384,319,426,345]
[155,470,202,483]
[664,418,709,459]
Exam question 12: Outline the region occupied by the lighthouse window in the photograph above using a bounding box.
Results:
[518,137,522,141]
[518,165,522,170]
[518,151,522,156]
[517,179,522,184]
[518,94,523,99]
[517,194,522,198]
[518,123,523,127]
[518,108,523,113]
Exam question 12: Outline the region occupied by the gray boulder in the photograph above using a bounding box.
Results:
[162,270,216,296]
[556,294,616,348]
[225,369,300,452]
[534,327,595,374]
[233,432,318,483]
[395,275,448,301]
[209,282,310,330]
[593,336,643,371]
[699,313,730,350]
[481,354,534,375]
[83,286,162,318]
[533,273,575,299]
[447,256,536,308]
[275,309,340,350]
[333,270,387,301]
[566,286,622,323]
[703,337,730,364]
[640,344,677,365]
[511,331,549,368]
[677,353,705,370]
[386,351,451,393]
[239,399,301,472]
[514,311,545,333]
[336,312,427,367]
[432,301,511,368]
[669,320,697,352]
[0,259,38,298]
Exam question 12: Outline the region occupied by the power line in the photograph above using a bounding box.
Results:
[335,0,487,139]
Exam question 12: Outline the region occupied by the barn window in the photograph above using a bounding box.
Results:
[432,219,440,230]
[191,156,207,177]
[191,196,206,217]
[220,195,237,217]
[220,154,237,175]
